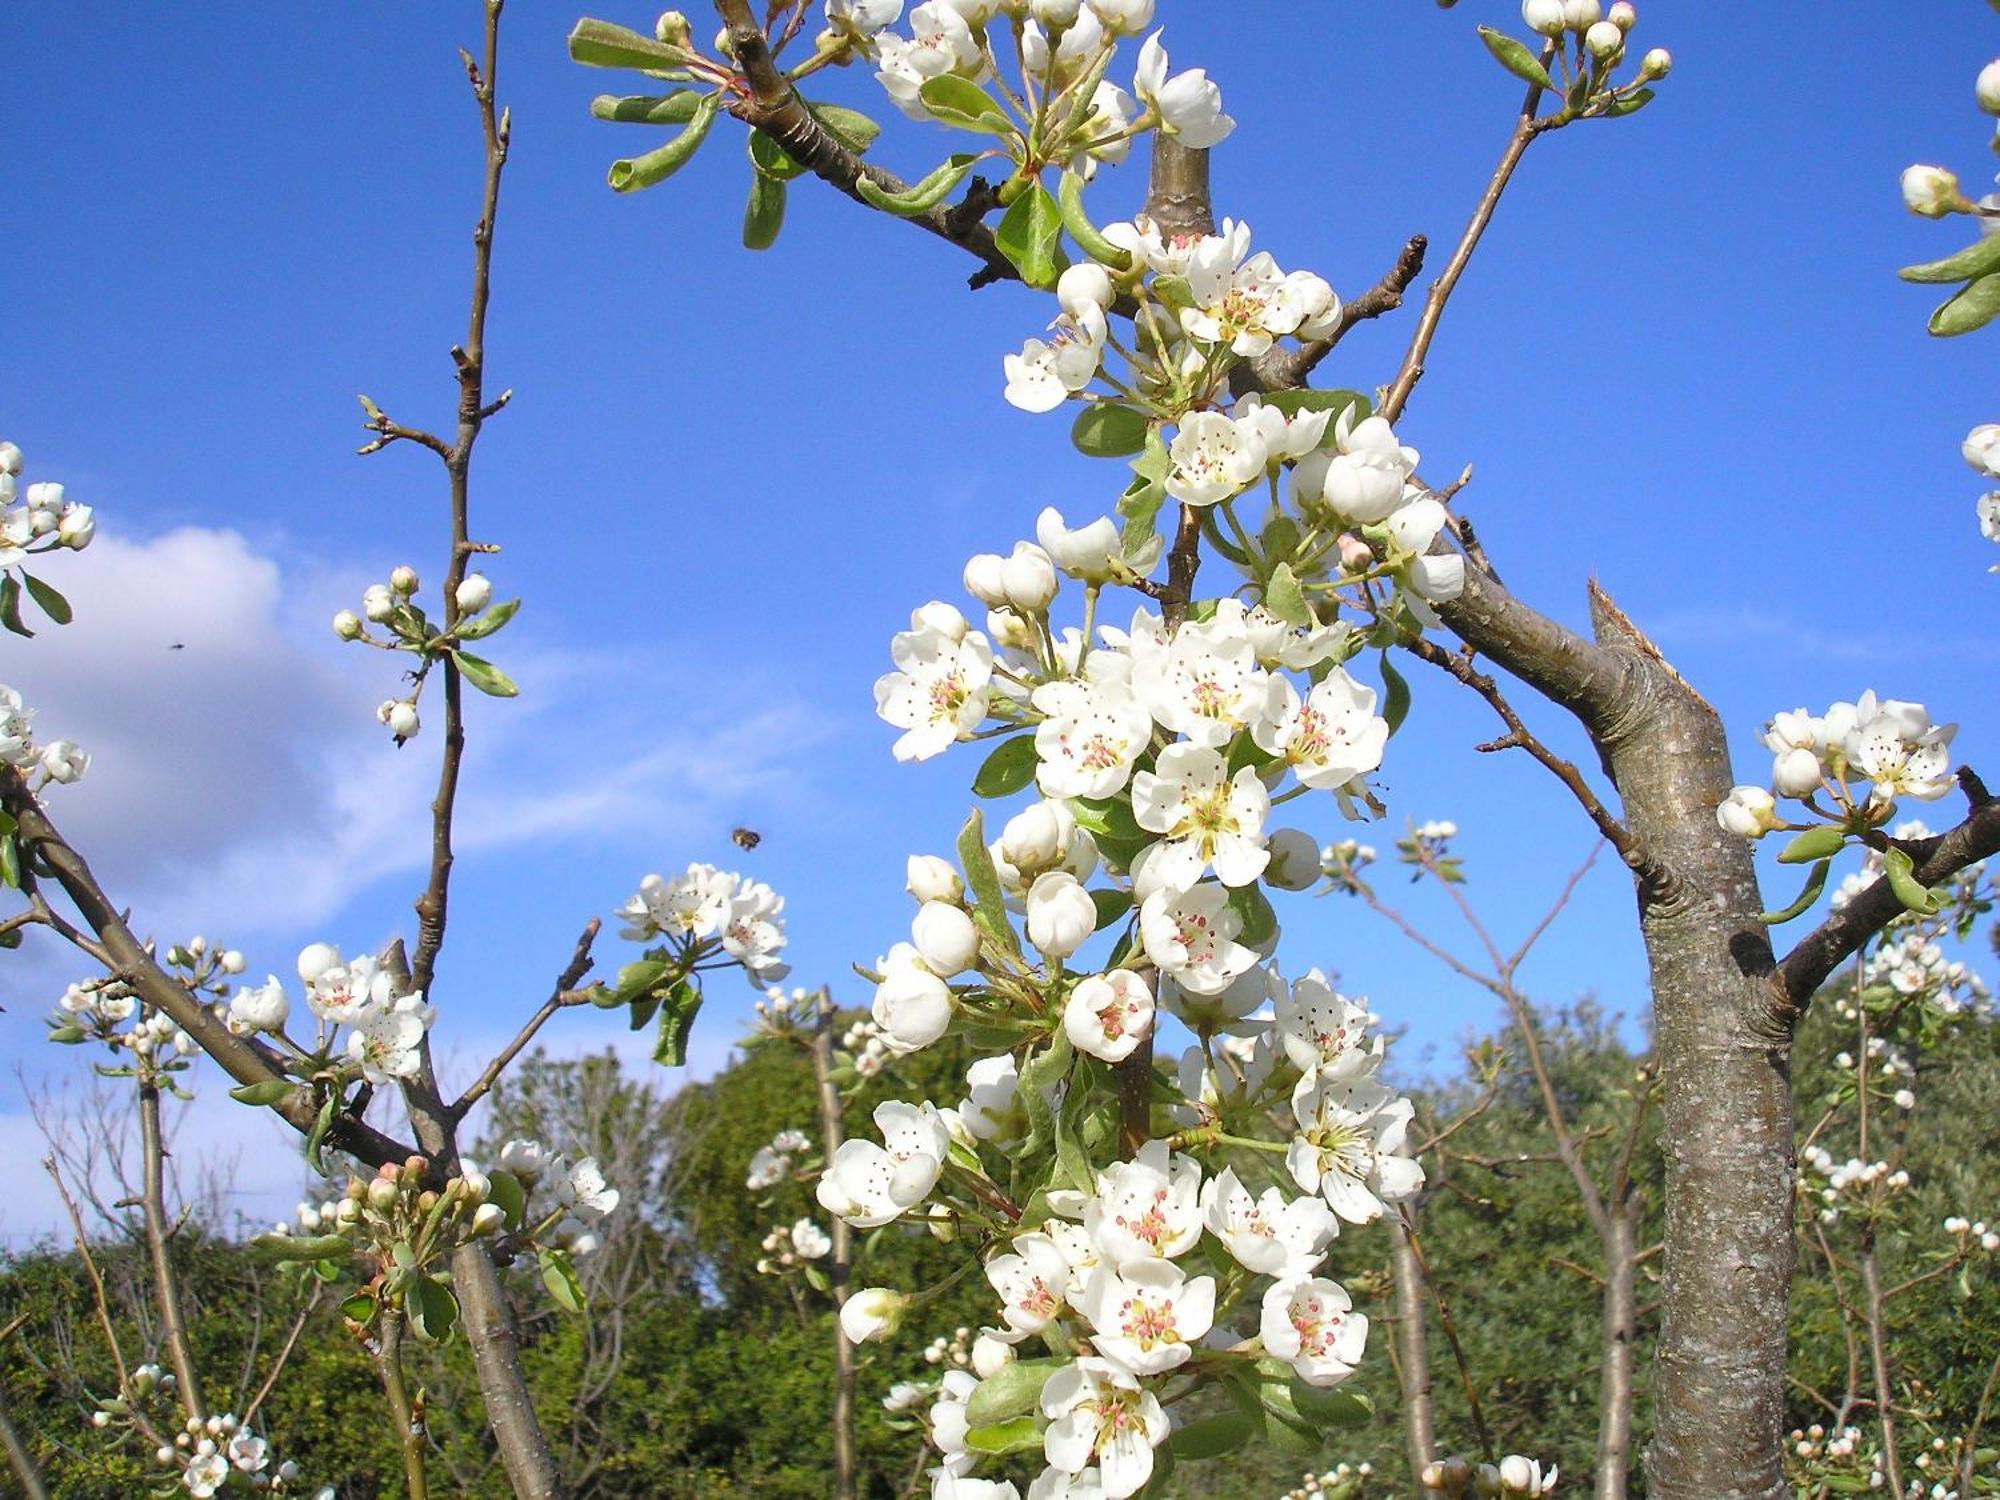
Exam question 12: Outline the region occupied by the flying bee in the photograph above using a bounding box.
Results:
[730,826,762,851]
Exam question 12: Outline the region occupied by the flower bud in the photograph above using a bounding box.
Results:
[654,8,691,45]
[40,740,88,784]
[1607,0,1634,28]
[297,942,340,984]
[1521,0,1565,35]
[873,947,954,1053]
[1902,164,1968,218]
[1336,532,1375,572]
[1771,747,1823,798]
[999,540,1059,612]
[471,1201,507,1236]
[1980,59,2000,116]
[56,505,94,549]
[963,551,1009,608]
[1561,0,1600,26]
[457,1163,491,1202]
[362,585,396,623]
[1964,422,2000,477]
[333,610,364,640]
[1030,0,1081,27]
[999,800,1076,876]
[911,600,969,641]
[1638,46,1671,79]
[906,854,964,904]
[0,442,20,476]
[387,701,420,739]
[986,608,1037,652]
[971,1331,1017,1378]
[220,949,246,974]
[229,976,290,1034]
[455,572,493,613]
[366,1177,400,1213]
[1057,260,1114,319]
[389,565,419,596]
[1025,870,1095,960]
[839,1287,908,1344]
[1263,827,1321,891]
[912,900,981,975]
[1584,19,1622,59]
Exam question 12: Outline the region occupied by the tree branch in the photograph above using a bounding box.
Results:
[450,918,601,1122]
[1776,768,2000,1015]
[1251,232,1428,390]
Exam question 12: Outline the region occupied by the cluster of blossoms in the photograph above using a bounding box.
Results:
[1720,692,1958,841]
[1965,425,2000,573]
[1519,0,1667,75]
[331,560,518,741]
[747,1127,815,1190]
[1780,1423,2000,1500]
[1783,1424,1889,1496]
[0,682,88,788]
[830,0,1232,176]
[1943,1216,2000,1254]
[47,937,254,1059]
[757,1216,834,1275]
[0,440,96,563]
[1275,1460,1373,1499]
[87,1368,310,1498]
[1418,1454,1560,1495]
[1799,1143,1912,1226]
[615,861,790,986]
[924,1325,978,1369]
[224,941,436,1086]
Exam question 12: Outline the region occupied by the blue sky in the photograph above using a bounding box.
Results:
[2,2,1995,1237]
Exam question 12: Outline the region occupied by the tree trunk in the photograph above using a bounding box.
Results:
[1390,1214,1437,1480]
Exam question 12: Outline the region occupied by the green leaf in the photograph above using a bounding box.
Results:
[1930,271,2000,337]
[743,171,787,250]
[339,1292,377,1325]
[0,577,32,638]
[1072,403,1149,459]
[1884,845,1945,917]
[973,734,1039,799]
[568,18,693,72]
[1380,653,1411,736]
[956,807,1022,956]
[228,1080,295,1108]
[653,979,705,1066]
[1170,1409,1256,1460]
[613,956,670,1004]
[856,154,980,216]
[1070,793,1148,872]
[250,1232,354,1264]
[607,92,720,193]
[486,1168,526,1230]
[964,1356,1063,1426]
[1090,887,1132,931]
[20,573,70,626]
[963,1416,1042,1455]
[1018,1029,1073,1157]
[1776,825,1847,865]
[408,1277,459,1344]
[539,1248,586,1314]
[916,75,1015,136]
[1,833,22,891]
[1476,26,1554,92]
[1290,1383,1372,1427]
[1263,563,1309,627]
[1227,883,1277,948]
[1606,86,1656,116]
[805,101,882,153]
[454,651,520,698]
[748,128,807,181]
[304,1091,337,1174]
[1902,234,2000,285]
[802,1263,829,1292]
[454,597,520,640]
[1056,170,1134,271]
[1759,857,1832,926]
[590,91,701,125]
[994,182,1063,288]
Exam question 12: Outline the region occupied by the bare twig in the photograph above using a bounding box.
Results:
[137,1078,205,1423]
[810,994,857,1500]
[1250,233,1429,391]
[451,919,602,1121]
[239,1288,320,1429]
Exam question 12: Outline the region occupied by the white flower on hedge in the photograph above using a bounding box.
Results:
[1083,1139,1203,1266]
[1275,970,1381,1080]
[873,943,955,1053]
[1492,1455,1559,1494]
[840,1286,910,1343]
[1165,410,1265,506]
[502,1138,554,1179]
[1132,30,1234,150]
[1161,957,1278,1037]
[1253,670,1387,792]
[1140,883,1256,996]
[1076,1258,1215,1374]
[1260,1275,1368,1387]
[1287,1074,1425,1225]
[816,1101,950,1227]
[875,621,995,761]
[1027,870,1097,960]
[792,1218,833,1260]
[1085,0,1153,34]
[1131,743,1270,890]
[987,1231,1075,1335]
[225,1430,268,1473]
[228,976,290,1036]
[1199,1165,1340,1277]
[1032,676,1154,801]
[960,1054,1025,1141]
[37,738,88,784]
[185,1449,231,1498]
[1063,969,1155,1062]
[1040,1357,1169,1499]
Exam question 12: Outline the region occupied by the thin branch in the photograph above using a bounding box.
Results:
[1778,768,2000,1016]
[1400,1212,1493,1462]
[137,1078,205,1423]
[1250,233,1429,391]
[239,1288,321,1430]
[450,918,601,1121]
[810,995,857,1500]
